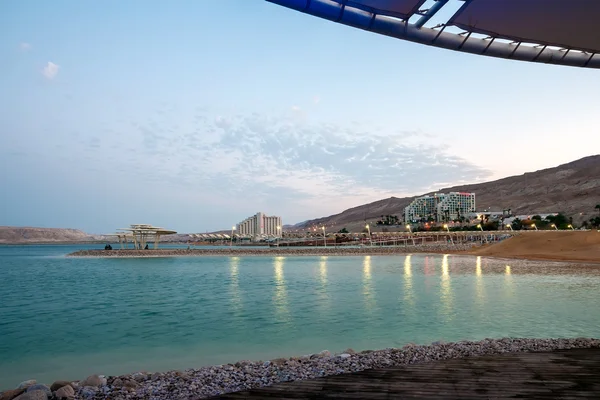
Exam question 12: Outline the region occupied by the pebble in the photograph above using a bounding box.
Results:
[3,338,599,400]
[13,390,47,400]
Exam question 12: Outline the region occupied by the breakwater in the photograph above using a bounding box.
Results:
[68,243,475,258]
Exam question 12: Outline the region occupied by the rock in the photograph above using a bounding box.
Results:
[130,372,147,382]
[344,348,356,354]
[49,381,71,392]
[54,385,74,399]
[339,353,351,359]
[122,380,139,389]
[16,382,36,391]
[13,390,47,400]
[23,385,49,400]
[318,350,331,357]
[78,386,98,399]
[81,375,103,388]
[0,389,25,400]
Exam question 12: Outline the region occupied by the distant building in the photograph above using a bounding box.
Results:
[405,192,476,223]
[236,212,282,238]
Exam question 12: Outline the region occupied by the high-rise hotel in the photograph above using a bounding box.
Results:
[404,192,476,223]
[236,212,282,237]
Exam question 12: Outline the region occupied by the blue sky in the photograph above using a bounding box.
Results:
[1,0,599,233]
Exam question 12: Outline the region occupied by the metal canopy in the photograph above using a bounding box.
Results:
[266,0,600,69]
[450,0,600,54]
[332,0,426,19]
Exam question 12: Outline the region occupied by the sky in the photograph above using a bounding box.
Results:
[1,0,599,234]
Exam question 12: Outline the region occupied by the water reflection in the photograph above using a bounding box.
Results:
[403,255,415,310]
[273,257,290,324]
[504,265,514,297]
[319,256,328,286]
[229,257,242,314]
[475,256,485,307]
[317,256,330,311]
[362,256,376,310]
[440,254,454,321]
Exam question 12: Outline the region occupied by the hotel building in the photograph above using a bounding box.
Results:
[404,192,476,223]
[236,212,282,238]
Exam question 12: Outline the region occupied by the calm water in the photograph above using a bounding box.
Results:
[1,245,599,389]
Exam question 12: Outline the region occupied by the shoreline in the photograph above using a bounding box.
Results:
[5,338,599,399]
[65,246,600,265]
[67,244,474,258]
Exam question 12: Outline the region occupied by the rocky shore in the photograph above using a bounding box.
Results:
[2,338,599,400]
[68,243,474,258]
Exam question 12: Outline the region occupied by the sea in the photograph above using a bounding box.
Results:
[1,244,599,389]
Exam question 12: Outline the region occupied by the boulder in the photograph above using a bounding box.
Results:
[16,382,35,391]
[80,375,103,388]
[25,385,50,398]
[54,385,74,399]
[49,381,71,392]
[0,389,25,400]
[13,390,47,400]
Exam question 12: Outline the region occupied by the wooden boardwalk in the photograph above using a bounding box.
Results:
[212,348,600,399]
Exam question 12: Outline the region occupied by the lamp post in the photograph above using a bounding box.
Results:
[443,224,454,245]
[365,224,372,246]
[322,226,326,247]
[230,226,236,247]
[531,223,538,231]
[506,224,513,231]
[277,225,281,247]
[550,223,558,230]
[406,224,415,246]
[568,224,574,231]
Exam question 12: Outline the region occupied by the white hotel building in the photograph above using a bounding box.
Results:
[404,192,476,223]
[236,212,282,238]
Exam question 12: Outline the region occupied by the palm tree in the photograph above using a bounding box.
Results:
[596,204,600,215]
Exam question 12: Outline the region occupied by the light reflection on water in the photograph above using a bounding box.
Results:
[273,256,290,325]
[1,247,600,389]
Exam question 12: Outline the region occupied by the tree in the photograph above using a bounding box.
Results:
[596,204,600,215]
[512,218,523,231]
[338,227,349,234]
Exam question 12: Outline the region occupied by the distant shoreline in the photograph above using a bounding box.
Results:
[67,244,472,258]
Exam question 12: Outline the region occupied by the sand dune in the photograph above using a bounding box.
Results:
[465,231,600,263]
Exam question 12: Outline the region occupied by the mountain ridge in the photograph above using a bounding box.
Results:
[291,155,600,232]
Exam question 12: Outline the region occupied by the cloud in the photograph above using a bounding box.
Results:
[20,42,31,51]
[42,62,59,79]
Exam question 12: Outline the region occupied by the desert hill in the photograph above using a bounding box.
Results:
[0,227,105,244]
[293,155,600,232]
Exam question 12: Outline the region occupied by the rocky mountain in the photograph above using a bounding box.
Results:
[292,155,600,232]
[0,227,107,244]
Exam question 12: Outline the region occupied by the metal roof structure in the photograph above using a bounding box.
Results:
[117,224,177,249]
[267,0,600,69]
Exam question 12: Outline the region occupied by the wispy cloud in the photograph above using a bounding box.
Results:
[42,61,59,79]
[19,42,31,51]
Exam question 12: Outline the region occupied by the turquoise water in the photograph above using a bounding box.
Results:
[1,245,599,389]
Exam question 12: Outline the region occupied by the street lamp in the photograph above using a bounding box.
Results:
[277,225,281,247]
[230,226,236,247]
[506,224,513,231]
[365,224,372,246]
[531,223,538,231]
[550,224,558,230]
[568,224,574,231]
[477,224,484,232]
[443,224,454,245]
[322,226,326,247]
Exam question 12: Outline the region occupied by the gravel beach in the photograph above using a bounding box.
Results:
[68,243,475,258]
[3,338,599,400]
